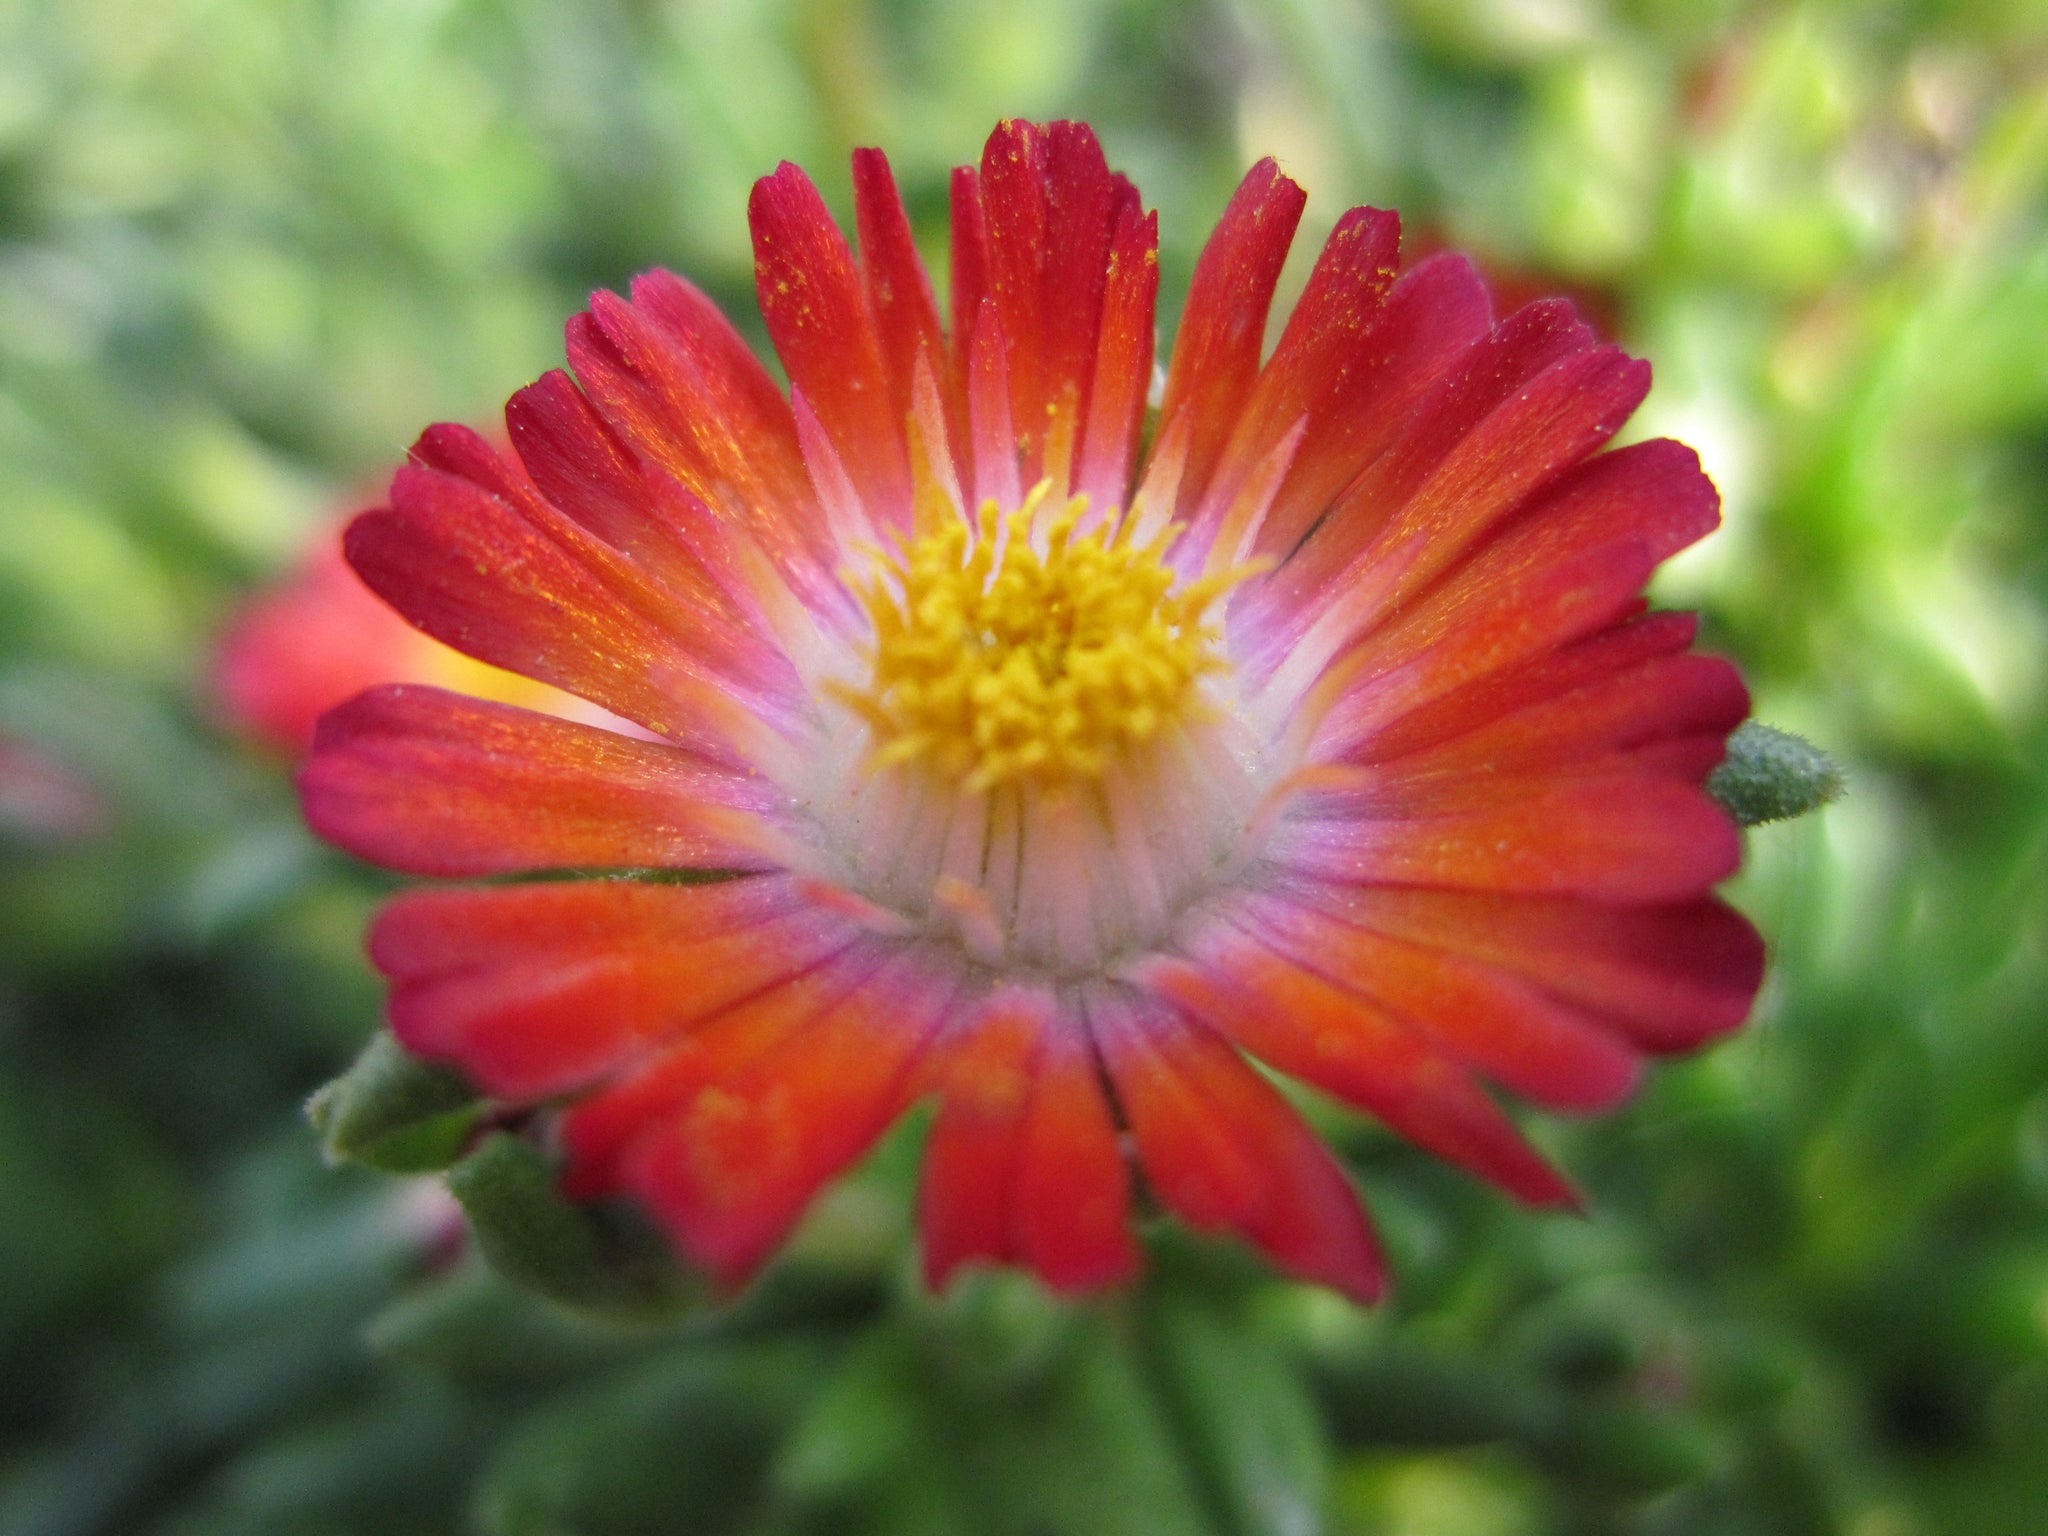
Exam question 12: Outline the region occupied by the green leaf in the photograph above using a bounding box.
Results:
[476,1343,819,1536]
[1528,1399,1719,1496]
[1018,1312,1218,1536]
[1147,1297,1330,1536]
[775,1295,1218,1536]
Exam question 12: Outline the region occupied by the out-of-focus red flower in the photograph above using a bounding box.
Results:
[299,120,1763,1303]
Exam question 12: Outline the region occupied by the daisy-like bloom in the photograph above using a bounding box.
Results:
[301,120,1764,1303]
[217,511,595,755]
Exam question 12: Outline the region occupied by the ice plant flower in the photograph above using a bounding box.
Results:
[218,508,596,755]
[300,120,1765,1303]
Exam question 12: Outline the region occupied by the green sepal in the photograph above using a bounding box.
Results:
[444,1132,699,1319]
[1708,720,1845,827]
[305,1031,480,1174]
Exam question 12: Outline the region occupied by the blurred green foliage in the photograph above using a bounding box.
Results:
[2,0,2045,1532]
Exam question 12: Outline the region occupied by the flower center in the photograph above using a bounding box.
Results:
[841,483,1250,792]
[804,484,1279,976]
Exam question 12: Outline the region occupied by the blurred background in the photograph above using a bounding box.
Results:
[2,0,2046,1532]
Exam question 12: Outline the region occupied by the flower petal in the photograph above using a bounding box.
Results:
[564,274,825,572]
[751,161,912,522]
[918,986,1139,1292]
[1249,302,1643,684]
[1183,206,1401,560]
[976,120,1132,487]
[967,298,1023,510]
[1092,988,1387,1303]
[1074,199,1159,511]
[1346,654,1749,812]
[948,162,990,379]
[503,367,831,638]
[1340,436,1722,707]
[346,458,786,761]
[977,120,1054,476]
[1279,882,1765,1052]
[1222,895,1642,1111]
[1250,250,1495,563]
[852,146,950,433]
[1339,300,1613,564]
[1136,947,1576,1208]
[1269,776,1741,903]
[1297,540,1660,764]
[1158,159,1307,511]
[216,529,432,754]
[300,685,781,877]
[504,368,666,560]
[1348,608,1710,768]
[554,942,889,1193]
[369,875,854,1100]
[620,947,960,1288]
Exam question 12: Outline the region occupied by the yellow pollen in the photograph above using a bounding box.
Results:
[836,482,1264,792]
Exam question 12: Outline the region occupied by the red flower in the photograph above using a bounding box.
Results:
[300,120,1763,1303]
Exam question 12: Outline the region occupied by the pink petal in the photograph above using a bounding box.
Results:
[368,873,797,978]
[504,369,666,558]
[977,120,1056,478]
[852,146,950,434]
[1092,988,1387,1303]
[1269,776,1743,902]
[1073,200,1159,511]
[1357,654,1750,803]
[1136,948,1576,1209]
[918,988,1139,1292]
[948,163,990,382]
[1251,251,1495,564]
[1300,540,1660,763]
[967,298,1022,510]
[1244,300,1630,678]
[1222,896,1642,1111]
[370,876,855,1101]
[972,120,1129,488]
[1280,882,1766,1052]
[1157,159,1307,512]
[344,464,781,761]
[555,942,890,1196]
[750,161,911,521]
[565,274,827,577]
[621,948,959,1289]
[215,529,433,755]
[1351,609,1708,767]
[300,685,781,877]
[1184,206,1401,556]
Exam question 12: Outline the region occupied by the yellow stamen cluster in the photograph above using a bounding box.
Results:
[840,485,1256,792]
